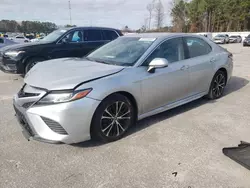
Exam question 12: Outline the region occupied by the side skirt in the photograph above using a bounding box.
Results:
[138,91,207,120]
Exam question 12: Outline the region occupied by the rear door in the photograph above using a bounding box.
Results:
[81,29,105,56]
[183,37,214,96]
[102,29,120,42]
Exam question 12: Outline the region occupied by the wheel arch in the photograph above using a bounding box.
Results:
[103,91,139,120]
[23,56,47,66]
[217,67,228,84]
[22,56,47,73]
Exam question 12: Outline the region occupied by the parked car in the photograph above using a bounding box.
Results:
[10,35,30,43]
[243,34,250,46]
[229,35,242,43]
[213,34,229,44]
[0,37,17,49]
[25,34,35,40]
[30,37,44,42]
[13,33,233,144]
[0,27,123,74]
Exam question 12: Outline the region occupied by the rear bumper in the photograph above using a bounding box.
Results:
[214,40,224,44]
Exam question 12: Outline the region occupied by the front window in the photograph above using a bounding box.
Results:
[87,37,155,66]
[42,29,68,42]
[143,37,185,66]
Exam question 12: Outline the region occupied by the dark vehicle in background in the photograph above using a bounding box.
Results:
[0,37,18,49]
[0,27,123,74]
[229,35,242,43]
[243,35,250,46]
[213,34,229,44]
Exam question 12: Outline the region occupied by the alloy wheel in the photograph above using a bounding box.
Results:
[212,73,226,98]
[101,101,131,138]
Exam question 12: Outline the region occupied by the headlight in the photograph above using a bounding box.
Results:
[4,51,25,58]
[36,89,92,105]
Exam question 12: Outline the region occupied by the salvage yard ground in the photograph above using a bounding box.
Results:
[0,43,250,188]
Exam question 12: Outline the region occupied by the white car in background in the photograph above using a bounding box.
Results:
[10,35,30,43]
[213,34,229,44]
[30,37,44,42]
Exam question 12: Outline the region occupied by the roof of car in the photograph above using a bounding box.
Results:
[60,26,121,31]
[122,32,199,39]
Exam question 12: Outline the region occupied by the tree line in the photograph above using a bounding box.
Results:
[0,20,58,34]
[171,0,250,33]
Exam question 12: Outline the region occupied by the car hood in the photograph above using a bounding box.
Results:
[0,41,50,52]
[24,58,124,90]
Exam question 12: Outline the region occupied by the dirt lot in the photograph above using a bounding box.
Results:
[0,43,250,188]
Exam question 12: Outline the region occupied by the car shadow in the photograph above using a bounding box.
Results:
[72,76,249,148]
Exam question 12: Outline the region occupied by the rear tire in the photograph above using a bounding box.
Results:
[207,70,227,100]
[91,94,136,143]
[25,57,45,74]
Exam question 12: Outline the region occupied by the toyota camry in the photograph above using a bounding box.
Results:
[13,33,233,144]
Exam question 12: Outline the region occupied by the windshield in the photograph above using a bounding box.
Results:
[230,36,237,38]
[42,29,68,42]
[87,37,155,66]
[216,34,225,37]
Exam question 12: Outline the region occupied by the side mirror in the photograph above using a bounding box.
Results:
[62,38,69,44]
[147,58,169,73]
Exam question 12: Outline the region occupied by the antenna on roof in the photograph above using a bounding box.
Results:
[68,0,72,25]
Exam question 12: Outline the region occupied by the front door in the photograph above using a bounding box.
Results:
[140,37,190,113]
[49,30,85,59]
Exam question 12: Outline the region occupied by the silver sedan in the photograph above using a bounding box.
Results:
[13,33,233,144]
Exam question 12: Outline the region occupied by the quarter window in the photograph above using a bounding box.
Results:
[143,37,185,66]
[102,30,119,40]
[185,37,212,58]
[84,29,102,41]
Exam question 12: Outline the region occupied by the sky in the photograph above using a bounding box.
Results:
[0,0,172,29]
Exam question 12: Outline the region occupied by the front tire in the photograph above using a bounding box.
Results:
[91,94,136,143]
[207,70,227,100]
[25,57,45,74]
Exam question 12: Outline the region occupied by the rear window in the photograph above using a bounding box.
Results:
[84,29,102,41]
[102,30,119,40]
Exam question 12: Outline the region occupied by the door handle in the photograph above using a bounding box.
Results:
[180,65,189,70]
[210,58,216,63]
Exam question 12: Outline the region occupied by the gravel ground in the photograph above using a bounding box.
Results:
[0,43,250,188]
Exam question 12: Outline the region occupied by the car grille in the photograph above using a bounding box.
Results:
[41,117,68,135]
[14,105,34,136]
[22,102,35,109]
[18,91,40,98]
